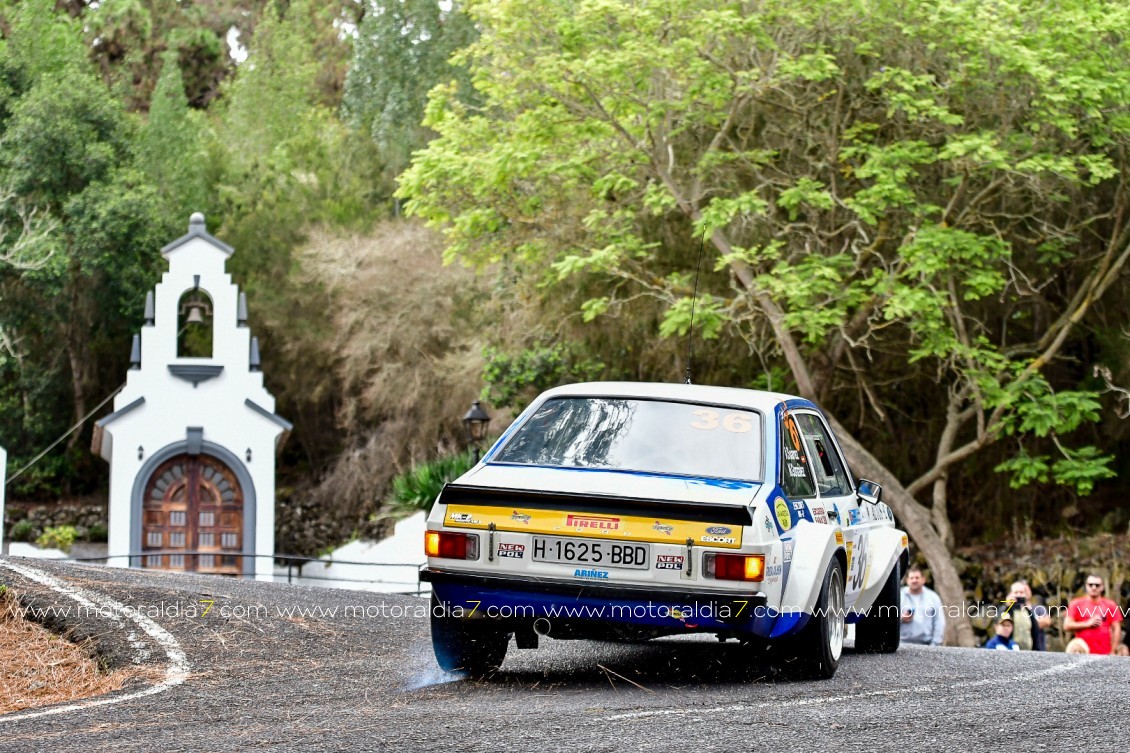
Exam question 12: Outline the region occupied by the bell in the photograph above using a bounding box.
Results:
[185,304,206,325]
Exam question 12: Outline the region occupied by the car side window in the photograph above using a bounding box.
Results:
[796,413,851,497]
[780,414,816,498]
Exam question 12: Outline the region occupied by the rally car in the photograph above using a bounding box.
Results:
[420,382,908,679]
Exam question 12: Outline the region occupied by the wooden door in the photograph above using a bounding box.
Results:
[142,455,244,575]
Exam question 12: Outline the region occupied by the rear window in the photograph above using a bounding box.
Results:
[492,397,763,481]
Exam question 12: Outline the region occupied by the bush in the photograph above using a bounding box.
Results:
[384,451,476,517]
[86,524,108,543]
[9,519,36,543]
[36,525,78,553]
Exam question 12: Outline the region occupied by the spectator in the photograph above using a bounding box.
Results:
[1065,637,1090,654]
[1021,580,1052,649]
[1063,574,1123,655]
[983,614,1020,651]
[1005,580,1048,651]
[900,566,945,646]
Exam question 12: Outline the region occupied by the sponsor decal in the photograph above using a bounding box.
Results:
[791,500,805,512]
[848,509,862,526]
[655,554,684,570]
[701,535,736,544]
[900,535,908,549]
[765,564,783,578]
[705,526,732,536]
[442,505,741,547]
[574,568,610,580]
[782,540,795,563]
[846,541,854,571]
[670,607,687,619]
[566,514,620,531]
[497,542,525,559]
[834,531,844,546]
[774,498,792,531]
[850,533,870,590]
[811,505,828,525]
[763,516,774,535]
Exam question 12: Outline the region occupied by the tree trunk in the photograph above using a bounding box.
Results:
[64,258,88,452]
[682,183,980,645]
[824,413,977,647]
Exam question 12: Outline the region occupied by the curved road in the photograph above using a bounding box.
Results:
[0,559,1120,752]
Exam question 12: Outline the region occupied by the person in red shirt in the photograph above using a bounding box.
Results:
[1063,575,1123,655]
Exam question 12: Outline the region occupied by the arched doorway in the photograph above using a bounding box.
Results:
[141,454,244,574]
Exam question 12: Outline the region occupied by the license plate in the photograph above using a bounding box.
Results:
[531,536,650,569]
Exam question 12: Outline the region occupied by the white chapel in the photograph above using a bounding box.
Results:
[92,213,290,579]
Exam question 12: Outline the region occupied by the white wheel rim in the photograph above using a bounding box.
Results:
[828,568,845,661]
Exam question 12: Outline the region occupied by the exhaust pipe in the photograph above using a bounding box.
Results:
[533,618,552,636]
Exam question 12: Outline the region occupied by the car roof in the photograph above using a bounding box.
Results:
[536,381,808,412]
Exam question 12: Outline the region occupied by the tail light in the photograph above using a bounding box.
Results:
[704,553,764,582]
[425,531,479,560]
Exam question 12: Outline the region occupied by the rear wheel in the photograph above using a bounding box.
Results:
[791,557,846,679]
[855,564,901,653]
[430,594,510,677]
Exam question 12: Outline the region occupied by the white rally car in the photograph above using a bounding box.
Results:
[420,382,908,679]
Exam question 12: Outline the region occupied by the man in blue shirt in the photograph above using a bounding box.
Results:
[900,566,945,646]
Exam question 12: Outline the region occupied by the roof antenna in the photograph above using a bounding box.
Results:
[684,228,707,385]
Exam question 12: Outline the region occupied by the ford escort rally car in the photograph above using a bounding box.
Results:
[421,382,909,679]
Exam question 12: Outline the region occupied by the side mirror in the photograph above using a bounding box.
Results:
[857,479,883,505]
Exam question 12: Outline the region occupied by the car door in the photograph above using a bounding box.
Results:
[791,411,870,608]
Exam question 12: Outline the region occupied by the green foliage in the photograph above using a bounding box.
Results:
[35,524,77,552]
[4,68,130,209]
[137,51,209,215]
[400,0,1130,525]
[996,446,1116,497]
[9,519,35,543]
[0,5,173,497]
[481,344,604,409]
[3,0,89,84]
[343,0,479,171]
[385,452,476,516]
[658,295,726,340]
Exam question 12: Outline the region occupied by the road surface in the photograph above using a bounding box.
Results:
[0,559,1118,752]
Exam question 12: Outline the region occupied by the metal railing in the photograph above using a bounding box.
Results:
[30,550,430,596]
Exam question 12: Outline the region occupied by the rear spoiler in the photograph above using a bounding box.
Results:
[439,483,754,527]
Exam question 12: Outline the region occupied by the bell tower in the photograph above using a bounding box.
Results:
[92,213,290,578]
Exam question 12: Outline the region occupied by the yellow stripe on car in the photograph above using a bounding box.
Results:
[444,505,744,548]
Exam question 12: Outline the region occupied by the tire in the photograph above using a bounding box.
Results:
[430,594,510,677]
[791,557,846,679]
[855,563,901,654]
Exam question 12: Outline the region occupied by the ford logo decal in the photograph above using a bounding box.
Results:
[705,526,732,535]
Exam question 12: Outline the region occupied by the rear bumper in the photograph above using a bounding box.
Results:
[421,566,769,632]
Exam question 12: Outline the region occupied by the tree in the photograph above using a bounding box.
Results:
[136,51,210,216]
[399,0,1130,644]
[0,2,173,493]
[343,0,478,173]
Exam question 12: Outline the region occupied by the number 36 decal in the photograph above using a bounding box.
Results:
[690,410,753,433]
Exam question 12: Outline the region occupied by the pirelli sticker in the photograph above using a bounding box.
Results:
[443,505,743,548]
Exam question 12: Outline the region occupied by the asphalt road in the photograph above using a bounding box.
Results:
[0,558,1121,752]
